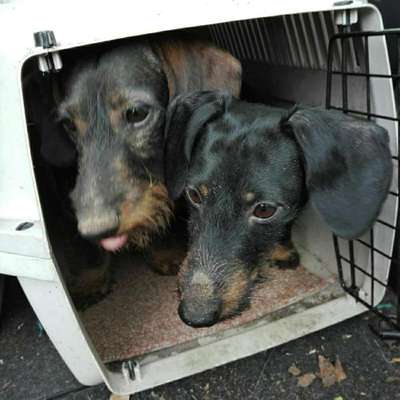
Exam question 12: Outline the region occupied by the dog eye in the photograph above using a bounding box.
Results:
[186,187,202,207]
[60,118,77,133]
[252,203,277,220]
[125,104,150,124]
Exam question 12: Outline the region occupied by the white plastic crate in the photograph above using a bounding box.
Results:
[0,0,397,396]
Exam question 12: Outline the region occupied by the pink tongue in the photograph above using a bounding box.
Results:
[100,234,128,252]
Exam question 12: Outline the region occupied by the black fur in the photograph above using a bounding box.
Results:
[165,91,392,327]
[164,91,229,199]
[281,108,393,238]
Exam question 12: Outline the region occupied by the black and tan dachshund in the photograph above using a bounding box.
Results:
[164,91,393,327]
[49,35,241,262]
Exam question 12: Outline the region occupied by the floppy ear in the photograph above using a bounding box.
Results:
[283,108,393,239]
[156,38,242,98]
[164,91,229,199]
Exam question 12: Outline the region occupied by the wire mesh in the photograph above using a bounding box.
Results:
[326,28,400,337]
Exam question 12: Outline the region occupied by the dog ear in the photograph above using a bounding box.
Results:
[283,108,393,239]
[164,91,228,199]
[156,39,242,98]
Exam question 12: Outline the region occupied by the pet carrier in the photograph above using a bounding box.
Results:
[0,0,397,395]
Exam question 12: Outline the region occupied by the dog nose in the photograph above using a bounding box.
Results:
[178,299,221,328]
[77,211,119,241]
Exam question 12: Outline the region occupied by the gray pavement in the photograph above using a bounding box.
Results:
[2,277,400,400]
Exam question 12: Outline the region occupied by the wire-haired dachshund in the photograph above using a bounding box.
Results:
[164,91,392,327]
[44,35,241,277]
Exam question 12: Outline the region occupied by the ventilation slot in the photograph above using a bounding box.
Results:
[209,11,364,72]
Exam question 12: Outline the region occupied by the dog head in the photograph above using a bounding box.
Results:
[165,91,392,327]
[52,38,241,251]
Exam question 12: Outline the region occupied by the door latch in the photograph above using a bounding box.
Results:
[122,359,141,382]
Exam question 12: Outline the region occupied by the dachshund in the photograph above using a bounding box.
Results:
[164,91,392,327]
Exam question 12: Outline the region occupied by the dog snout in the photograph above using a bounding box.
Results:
[77,210,119,240]
[178,297,221,328]
[178,270,222,327]
[178,245,254,325]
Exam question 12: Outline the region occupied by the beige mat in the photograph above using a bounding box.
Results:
[81,254,332,363]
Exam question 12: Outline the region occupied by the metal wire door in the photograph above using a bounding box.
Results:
[326,28,400,338]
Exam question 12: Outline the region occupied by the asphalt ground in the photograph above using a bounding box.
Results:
[1,277,400,400]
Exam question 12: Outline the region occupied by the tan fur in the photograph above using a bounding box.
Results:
[113,158,130,181]
[156,38,242,98]
[108,94,128,128]
[157,42,184,96]
[179,263,215,311]
[220,268,248,318]
[109,93,126,110]
[243,192,256,203]
[178,257,249,318]
[269,243,298,264]
[118,183,173,248]
[261,241,300,271]
[189,271,214,298]
[199,184,209,197]
[250,268,259,282]
[71,116,88,136]
[109,108,121,129]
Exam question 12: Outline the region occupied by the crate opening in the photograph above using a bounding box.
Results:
[21,11,396,367]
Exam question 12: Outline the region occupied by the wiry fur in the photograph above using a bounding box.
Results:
[54,36,241,254]
[119,183,173,248]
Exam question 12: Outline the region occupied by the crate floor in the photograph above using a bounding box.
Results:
[80,253,333,363]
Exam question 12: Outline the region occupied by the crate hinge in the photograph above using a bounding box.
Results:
[33,30,63,73]
[335,8,359,27]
